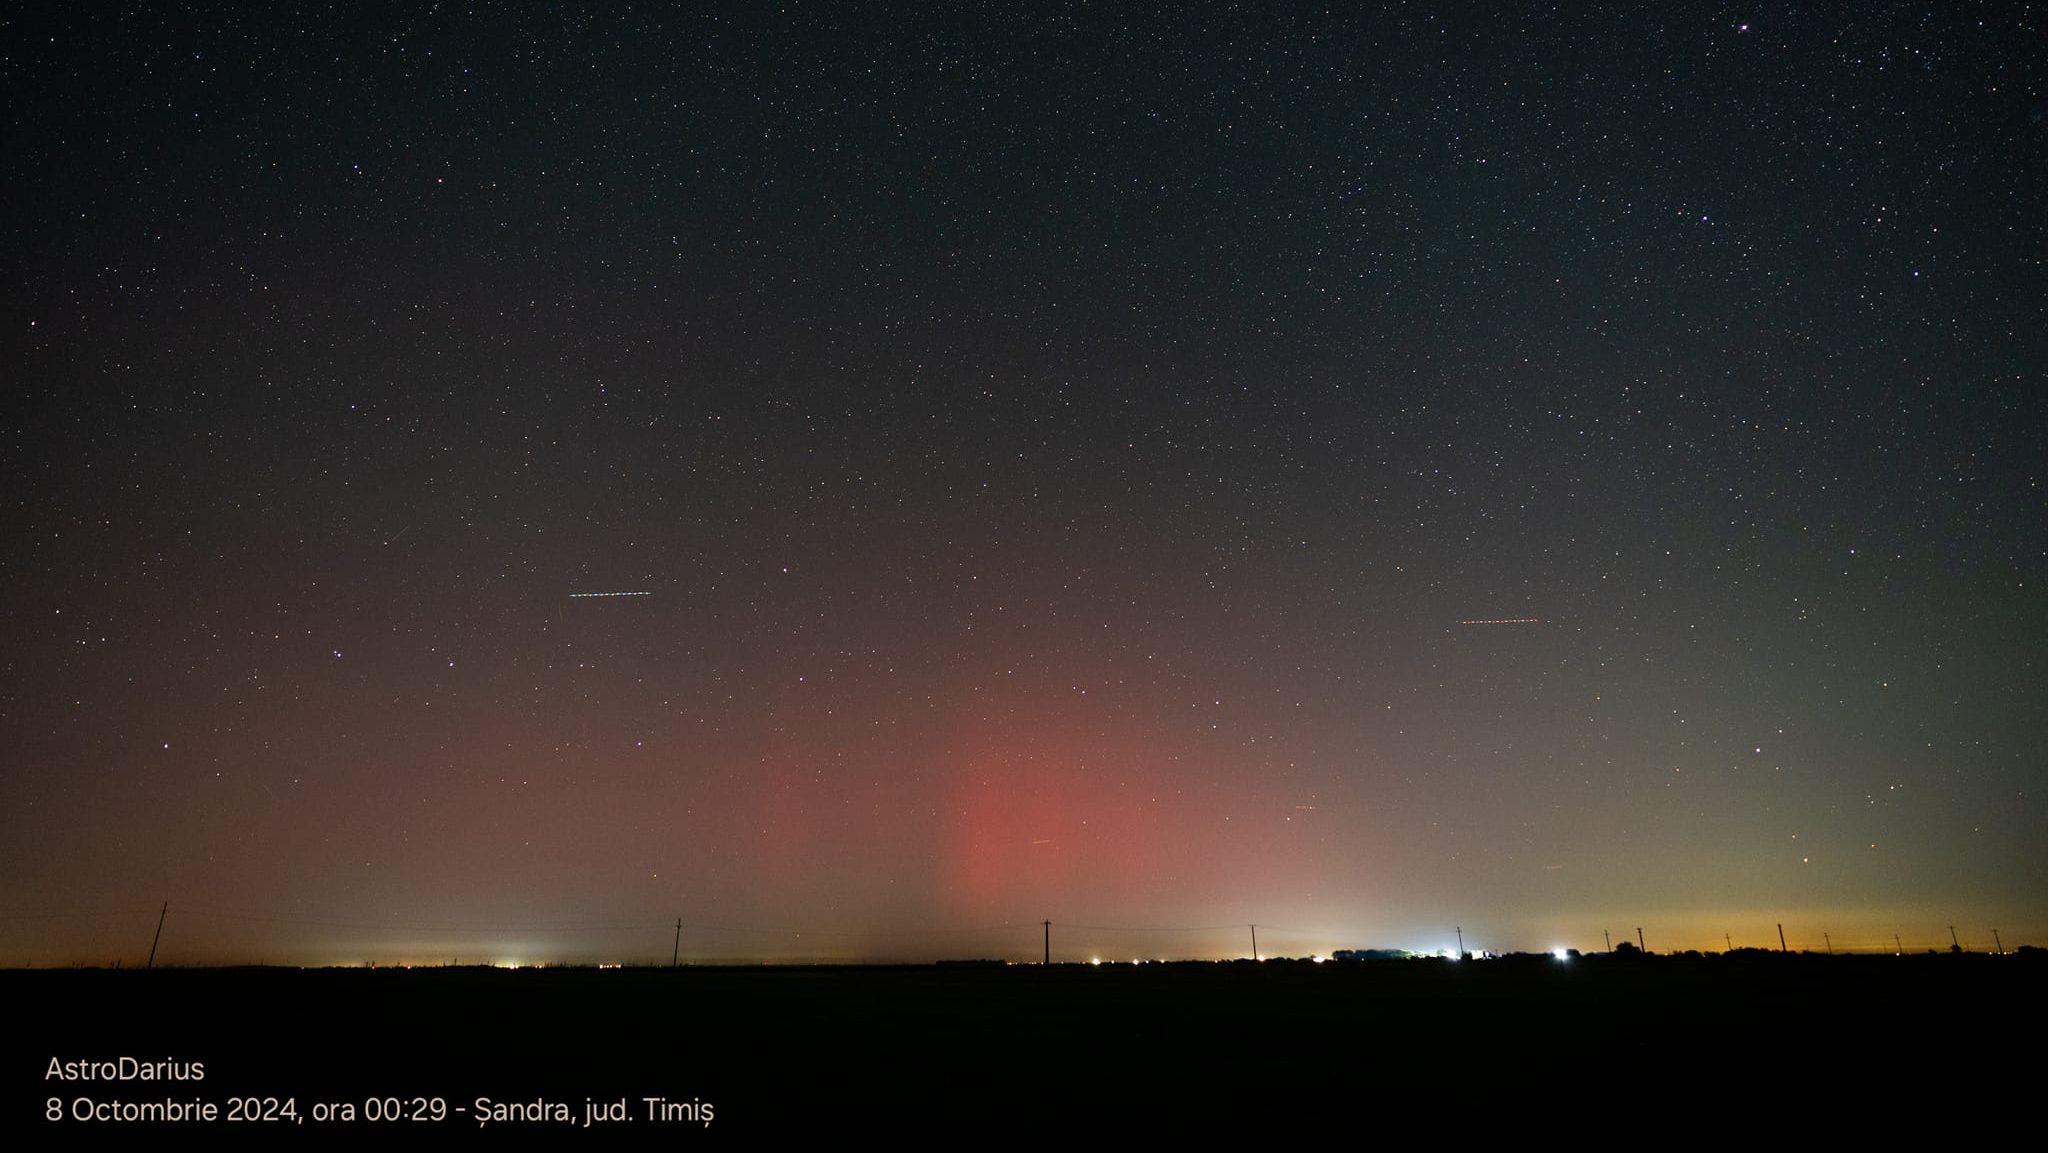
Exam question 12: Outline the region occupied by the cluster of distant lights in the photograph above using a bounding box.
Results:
[1074,952,1580,964]
[324,943,2032,968]
[356,947,1589,969]
[1431,948,1575,962]
[492,950,1581,968]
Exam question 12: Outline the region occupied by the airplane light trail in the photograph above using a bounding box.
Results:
[1458,618,1541,625]
[567,591,652,599]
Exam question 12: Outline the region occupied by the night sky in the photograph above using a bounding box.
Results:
[4,3,2043,966]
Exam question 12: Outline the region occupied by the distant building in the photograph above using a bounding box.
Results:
[1330,949,1413,962]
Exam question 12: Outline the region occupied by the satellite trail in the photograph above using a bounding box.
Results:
[1458,617,1540,625]
[567,591,651,599]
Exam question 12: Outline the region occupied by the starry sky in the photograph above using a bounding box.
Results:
[3,2,2042,965]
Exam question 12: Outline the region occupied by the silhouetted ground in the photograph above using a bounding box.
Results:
[8,952,2040,1144]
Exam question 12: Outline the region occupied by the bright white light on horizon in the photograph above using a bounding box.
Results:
[1552,947,1570,961]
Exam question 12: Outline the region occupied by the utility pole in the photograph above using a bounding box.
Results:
[1949,925,1961,952]
[1824,932,1833,955]
[147,902,167,969]
[1042,920,1051,965]
[1724,933,1732,953]
[1250,924,1259,961]
[1635,927,1645,953]
[1894,933,1903,955]
[1777,923,1787,953]
[1455,926,1465,958]
[672,919,681,968]
[1603,929,1611,953]
[1993,929,2004,954]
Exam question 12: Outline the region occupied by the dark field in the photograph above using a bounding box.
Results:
[10,953,2039,1143]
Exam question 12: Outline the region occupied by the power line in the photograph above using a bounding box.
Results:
[164,905,1020,940]
[1056,922,1246,933]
